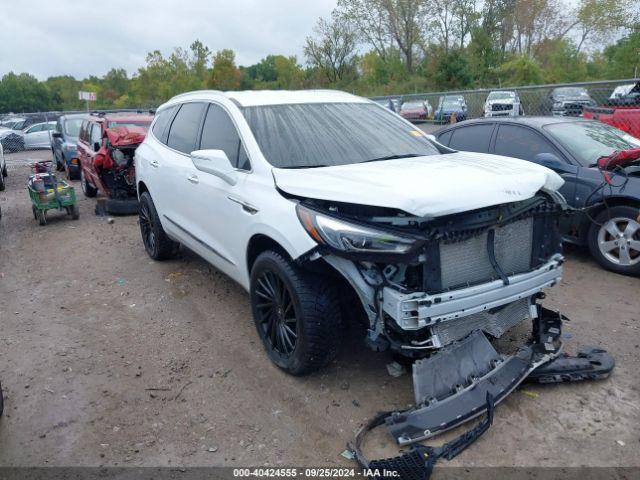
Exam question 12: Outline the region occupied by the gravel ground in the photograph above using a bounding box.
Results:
[0,149,639,469]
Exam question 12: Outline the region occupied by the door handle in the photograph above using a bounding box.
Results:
[187,174,199,184]
[148,159,159,168]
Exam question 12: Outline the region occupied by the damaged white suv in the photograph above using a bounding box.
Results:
[136,90,571,442]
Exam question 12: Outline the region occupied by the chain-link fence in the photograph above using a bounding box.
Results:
[371,78,640,137]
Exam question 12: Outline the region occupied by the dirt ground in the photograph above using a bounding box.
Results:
[0,149,639,469]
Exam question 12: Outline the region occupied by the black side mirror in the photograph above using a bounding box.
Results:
[534,153,577,174]
[52,132,62,139]
[93,142,101,152]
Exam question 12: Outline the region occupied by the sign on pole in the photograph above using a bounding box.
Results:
[78,91,97,101]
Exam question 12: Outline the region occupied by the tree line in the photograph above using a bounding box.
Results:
[0,0,638,113]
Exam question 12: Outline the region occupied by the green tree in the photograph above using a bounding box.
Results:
[497,55,544,85]
[210,49,241,90]
[0,72,52,112]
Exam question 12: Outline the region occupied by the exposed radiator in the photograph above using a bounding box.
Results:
[439,217,534,290]
[431,298,532,346]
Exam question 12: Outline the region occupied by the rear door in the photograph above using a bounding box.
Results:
[23,123,43,149]
[84,122,104,186]
[156,102,207,244]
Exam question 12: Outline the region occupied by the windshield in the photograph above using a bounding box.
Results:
[64,118,83,137]
[402,102,425,109]
[441,97,462,108]
[488,92,515,100]
[544,121,640,166]
[554,87,588,98]
[243,102,440,168]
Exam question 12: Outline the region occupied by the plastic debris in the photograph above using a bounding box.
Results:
[386,361,406,378]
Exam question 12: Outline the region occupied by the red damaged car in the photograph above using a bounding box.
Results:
[77,113,153,214]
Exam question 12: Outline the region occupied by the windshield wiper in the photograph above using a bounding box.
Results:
[360,153,423,164]
[279,164,330,169]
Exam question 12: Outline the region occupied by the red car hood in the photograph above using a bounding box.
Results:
[106,126,148,147]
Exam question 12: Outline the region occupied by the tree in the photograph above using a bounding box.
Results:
[434,50,473,88]
[603,29,640,78]
[304,13,357,83]
[573,0,636,53]
[497,55,544,85]
[382,0,428,72]
[210,49,241,90]
[0,72,52,112]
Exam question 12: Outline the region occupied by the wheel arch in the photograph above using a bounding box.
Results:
[246,234,292,276]
[579,197,640,242]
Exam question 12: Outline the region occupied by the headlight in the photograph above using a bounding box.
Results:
[296,204,417,254]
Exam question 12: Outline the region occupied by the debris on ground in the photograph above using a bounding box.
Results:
[386,361,406,378]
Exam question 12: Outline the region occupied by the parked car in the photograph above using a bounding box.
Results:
[23,121,56,149]
[436,117,640,275]
[0,141,6,191]
[434,95,467,123]
[78,113,153,214]
[548,87,596,116]
[483,90,523,117]
[0,127,25,152]
[136,90,569,442]
[51,114,85,179]
[399,100,432,122]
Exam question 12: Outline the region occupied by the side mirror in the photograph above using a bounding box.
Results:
[93,142,101,152]
[52,132,62,139]
[190,149,237,186]
[534,153,577,174]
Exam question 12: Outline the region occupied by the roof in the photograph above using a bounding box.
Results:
[166,89,368,108]
[439,116,595,130]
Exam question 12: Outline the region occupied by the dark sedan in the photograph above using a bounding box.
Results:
[435,117,640,275]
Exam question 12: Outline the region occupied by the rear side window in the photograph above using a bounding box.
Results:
[152,105,177,144]
[436,130,452,146]
[79,121,88,142]
[167,103,206,154]
[199,104,250,170]
[448,124,493,153]
[494,125,562,162]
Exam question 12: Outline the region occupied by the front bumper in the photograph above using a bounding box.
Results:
[383,255,563,333]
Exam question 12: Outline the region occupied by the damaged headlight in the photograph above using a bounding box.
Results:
[296,204,417,254]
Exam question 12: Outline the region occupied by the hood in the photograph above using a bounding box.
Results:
[486,98,516,106]
[105,126,147,147]
[273,152,564,218]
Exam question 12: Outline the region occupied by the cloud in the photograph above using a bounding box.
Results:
[0,0,336,79]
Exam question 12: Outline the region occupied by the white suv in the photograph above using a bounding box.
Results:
[135,90,566,382]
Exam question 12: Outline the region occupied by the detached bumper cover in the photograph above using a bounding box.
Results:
[385,308,563,445]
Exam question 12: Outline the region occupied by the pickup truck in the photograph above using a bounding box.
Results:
[583,82,640,138]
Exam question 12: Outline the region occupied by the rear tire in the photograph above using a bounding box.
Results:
[588,205,640,276]
[250,250,342,375]
[0,170,4,191]
[80,169,97,198]
[69,204,79,220]
[138,191,179,260]
[2,164,6,177]
[37,209,47,226]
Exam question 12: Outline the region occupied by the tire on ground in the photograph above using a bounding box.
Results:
[588,205,640,276]
[250,250,342,376]
[138,191,179,260]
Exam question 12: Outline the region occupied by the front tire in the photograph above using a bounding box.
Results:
[0,169,4,191]
[250,251,342,376]
[588,205,640,276]
[138,191,179,260]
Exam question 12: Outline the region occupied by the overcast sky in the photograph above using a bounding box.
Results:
[0,0,337,80]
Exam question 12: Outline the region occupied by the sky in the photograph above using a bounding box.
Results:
[0,0,337,80]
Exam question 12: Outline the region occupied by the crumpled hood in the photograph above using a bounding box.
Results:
[105,126,148,147]
[273,151,564,218]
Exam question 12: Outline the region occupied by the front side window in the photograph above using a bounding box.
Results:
[494,125,562,162]
[544,121,640,167]
[26,124,42,134]
[242,102,440,168]
[200,104,250,170]
[90,123,102,145]
[167,102,206,154]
